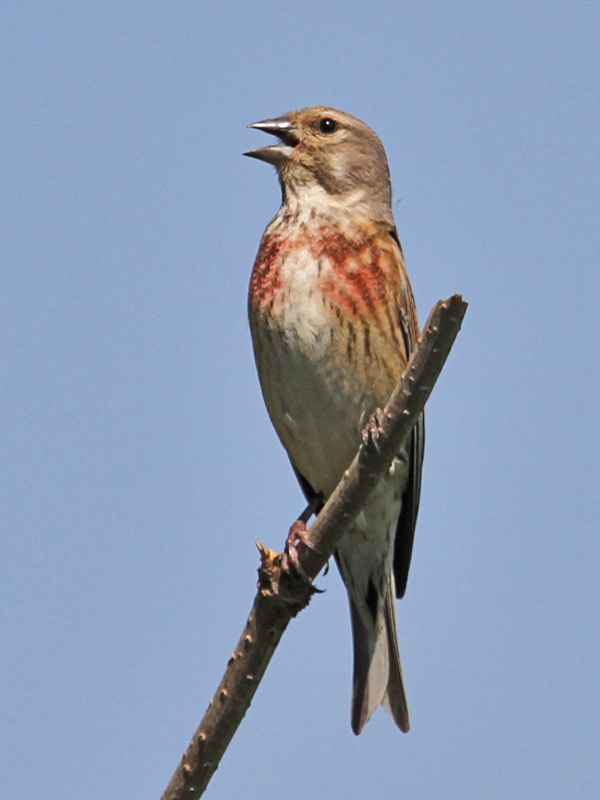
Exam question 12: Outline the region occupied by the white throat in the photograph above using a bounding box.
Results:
[279,182,370,225]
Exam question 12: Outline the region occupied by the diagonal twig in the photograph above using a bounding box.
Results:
[160,294,467,800]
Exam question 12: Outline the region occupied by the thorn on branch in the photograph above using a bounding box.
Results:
[255,537,321,616]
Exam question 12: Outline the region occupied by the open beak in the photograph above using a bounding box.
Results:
[244,116,300,165]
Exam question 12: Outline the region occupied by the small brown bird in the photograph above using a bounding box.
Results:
[245,106,424,734]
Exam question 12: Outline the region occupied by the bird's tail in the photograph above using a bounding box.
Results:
[349,575,409,735]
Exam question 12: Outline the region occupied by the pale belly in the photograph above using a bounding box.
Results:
[253,314,409,627]
[252,306,405,500]
[257,333,372,495]
[249,232,408,502]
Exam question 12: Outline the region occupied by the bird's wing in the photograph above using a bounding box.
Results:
[393,411,424,598]
[292,462,319,504]
[389,228,425,599]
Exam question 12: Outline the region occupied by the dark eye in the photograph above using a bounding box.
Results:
[318,118,338,134]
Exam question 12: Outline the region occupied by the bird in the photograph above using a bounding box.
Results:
[245,106,424,734]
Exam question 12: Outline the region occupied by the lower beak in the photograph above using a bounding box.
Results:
[244,116,299,165]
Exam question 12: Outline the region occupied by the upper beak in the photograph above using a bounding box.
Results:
[244,116,299,164]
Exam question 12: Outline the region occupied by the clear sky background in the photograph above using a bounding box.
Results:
[1,2,598,798]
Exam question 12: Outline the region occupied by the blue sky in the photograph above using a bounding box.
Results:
[1,2,599,798]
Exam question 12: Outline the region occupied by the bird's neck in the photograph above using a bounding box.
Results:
[275,180,393,232]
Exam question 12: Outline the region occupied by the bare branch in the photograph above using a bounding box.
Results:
[160,295,467,800]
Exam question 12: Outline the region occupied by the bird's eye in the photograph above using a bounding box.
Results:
[318,118,338,134]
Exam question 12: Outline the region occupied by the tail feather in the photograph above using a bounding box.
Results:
[349,601,386,734]
[382,580,410,732]
[350,576,409,734]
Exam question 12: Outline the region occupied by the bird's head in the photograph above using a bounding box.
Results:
[245,106,393,221]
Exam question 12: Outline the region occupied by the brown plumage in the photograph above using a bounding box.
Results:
[246,106,424,734]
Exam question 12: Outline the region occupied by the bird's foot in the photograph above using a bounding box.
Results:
[282,520,324,595]
[362,407,386,453]
[298,492,324,523]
